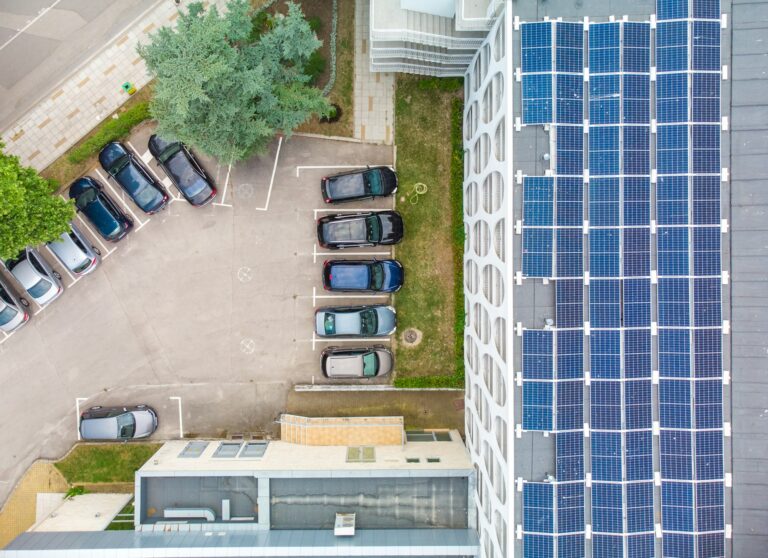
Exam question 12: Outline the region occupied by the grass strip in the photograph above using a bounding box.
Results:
[55,443,161,484]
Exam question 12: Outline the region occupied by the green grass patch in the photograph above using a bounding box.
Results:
[55,444,161,484]
[67,102,151,164]
[393,76,464,388]
[106,500,135,531]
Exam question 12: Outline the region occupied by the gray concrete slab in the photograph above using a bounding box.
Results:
[0,130,394,505]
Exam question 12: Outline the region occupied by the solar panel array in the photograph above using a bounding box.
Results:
[518,2,725,557]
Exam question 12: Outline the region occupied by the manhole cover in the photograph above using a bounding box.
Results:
[237,266,253,282]
[401,328,423,347]
[236,183,255,199]
[240,338,256,354]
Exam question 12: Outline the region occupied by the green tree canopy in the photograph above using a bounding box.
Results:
[138,0,330,162]
[0,144,74,260]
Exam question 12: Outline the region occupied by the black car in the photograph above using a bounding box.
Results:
[322,259,404,293]
[317,211,404,249]
[99,142,168,214]
[148,135,217,206]
[69,177,133,242]
[321,166,398,203]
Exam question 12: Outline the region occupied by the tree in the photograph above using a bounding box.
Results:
[0,144,74,260]
[138,0,330,162]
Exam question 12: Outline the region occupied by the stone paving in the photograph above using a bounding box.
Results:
[354,0,395,144]
[1,0,228,171]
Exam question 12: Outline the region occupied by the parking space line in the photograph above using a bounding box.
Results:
[128,141,182,202]
[74,214,116,259]
[313,208,391,217]
[312,244,391,264]
[311,332,392,351]
[75,397,88,440]
[213,161,234,207]
[255,135,283,212]
[296,164,385,178]
[94,169,149,230]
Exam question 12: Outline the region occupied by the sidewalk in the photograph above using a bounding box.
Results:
[354,0,395,144]
[1,0,227,171]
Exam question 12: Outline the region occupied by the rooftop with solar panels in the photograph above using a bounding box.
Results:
[507,0,735,556]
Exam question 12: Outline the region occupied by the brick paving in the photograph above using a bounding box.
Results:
[354,0,395,144]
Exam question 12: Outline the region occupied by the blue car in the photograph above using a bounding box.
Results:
[322,259,404,293]
[69,177,133,242]
[99,142,168,214]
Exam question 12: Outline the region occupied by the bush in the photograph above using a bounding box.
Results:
[416,77,464,92]
[67,102,151,164]
[249,10,272,42]
[305,50,326,84]
[308,15,322,33]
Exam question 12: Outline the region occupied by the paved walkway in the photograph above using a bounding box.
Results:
[354,0,395,144]
[1,0,227,171]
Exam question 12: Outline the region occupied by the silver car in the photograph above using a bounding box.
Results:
[46,223,101,276]
[321,346,393,378]
[0,276,29,333]
[4,248,63,307]
[314,305,397,337]
[79,405,158,440]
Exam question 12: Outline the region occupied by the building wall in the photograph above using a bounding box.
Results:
[462,7,512,558]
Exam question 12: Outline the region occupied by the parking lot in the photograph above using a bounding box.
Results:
[0,127,394,502]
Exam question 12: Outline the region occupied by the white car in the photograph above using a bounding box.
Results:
[5,248,63,307]
[0,277,29,333]
[47,223,101,276]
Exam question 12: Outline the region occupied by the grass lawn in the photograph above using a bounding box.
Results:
[393,76,465,388]
[41,85,154,187]
[106,500,135,531]
[54,444,161,484]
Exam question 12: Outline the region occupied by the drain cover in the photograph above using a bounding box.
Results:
[401,328,423,347]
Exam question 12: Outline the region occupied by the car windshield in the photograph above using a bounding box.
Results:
[362,353,378,377]
[366,170,383,195]
[75,189,97,210]
[366,215,381,242]
[28,277,52,298]
[324,313,335,335]
[109,155,130,175]
[360,309,378,335]
[117,413,136,439]
[370,263,385,290]
[167,152,208,197]
[0,304,19,326]
[158,143,181,163]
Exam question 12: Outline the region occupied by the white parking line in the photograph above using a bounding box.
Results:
[296,164,367,178]
[311,286,389,306]
[94,169,149,230]
[313,207,390,217]
[128,141,182,202]
[312,244,391,264]
[0,0,62,51]
[75,397,88,440]
[310,332,392,351]
[213,161,234,207]
[255,135,283,212]
[0,330,15,345]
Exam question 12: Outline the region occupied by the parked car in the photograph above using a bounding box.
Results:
[322,259,404,293]
[79,404,158,440]
[4,248,63,307]
[321,346,393,378]
[99,141,168,214]
[46,223,101,276]
[69,177,133,242]
[148,134,217,206]
[0,276,29,333]
[321,166,398,203]
[315,305,397,337]
[316,211,404,249]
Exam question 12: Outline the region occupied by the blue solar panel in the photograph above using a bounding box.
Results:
[523,330,554,379]
[657,0,688,20]
[624,328,652,378]
[589,279,620,328]
[657,228,690,276]
[556,22,584,72]
[659,278,690,327]
[660,379,692,428]
[556,380,583,431]
[624,177,650,225]
[692,21,720,71]
[524,482,555,532]
[696,430,724,479]
[557,482,585,532]
[592,482,623,532]
[557,329,584,379]
[659,328,691,377]
[523,228,554,277]
[662,481,695,531]
[589,126,620,175]
[626,482,654,532]
[590,75,620,124]
[656,175,688,225]
[626,431,654,481]
[624,74,650,123]
[556,177,583,226]
[589,229,620,277]
[556,74,583,124]
[693,175,721,224]
[656,22,688,73]
[590,330,621,379]
[557,125,584,175]
[624,228,651,277]
[590,381,622,430]
[593,535,623,558]
[657,125,689,174]
[694,328,722,378]
[628,534,656,558]
[523,534,554,558]
[558,534,585,558]
[556,228,583,277]
[589,23,620,74]
[657,73,688,123]
[557,432,585,481]
[663,534,694,558]
[625,380,652,429]
[523,381,554,431]
[524,177,554,226]
[591,432,622,481]
[661,430,694,480]
[556,279,583,328]
[624,279,652,328]
[695,380,723,429]
[623,127,650,174]
[697,482,724,531]
[589,178,619,227]
[692,0,720,19]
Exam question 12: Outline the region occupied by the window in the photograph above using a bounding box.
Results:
[427,458,441,463]
[239,441,269,458]
[406,457,421,463]
[178,441,208,458]
[406,431,452,442]
[346,446,375,463]
[213,442,242,458]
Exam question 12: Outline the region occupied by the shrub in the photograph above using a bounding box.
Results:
[305,50,326,84]
[308,15,322,33]
[67,102,151,164]
[416,77,464,92]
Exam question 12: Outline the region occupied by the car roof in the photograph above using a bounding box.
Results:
[80,416,119,439]
[329,263,371,288]
[326,353,366,377]
[48,231,88,267]
[10,258,43,289]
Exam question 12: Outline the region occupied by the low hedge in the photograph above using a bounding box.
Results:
[67,102,151,164]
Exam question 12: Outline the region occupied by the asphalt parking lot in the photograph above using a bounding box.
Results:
[0,127,394,502]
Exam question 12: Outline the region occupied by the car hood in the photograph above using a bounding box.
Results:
[380,167,398,194]
[99,143,127,169]
[12,260,58,303]
[48,233,88,271]
[83,198,122,238]
[133,409,157,438]
[378,213,403,243]
[380,260,404,292]
[0,301,24,332]
[374,306,397,335]
[375,349,394,376]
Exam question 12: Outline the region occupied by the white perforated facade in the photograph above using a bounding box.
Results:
[462,7,513,558]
